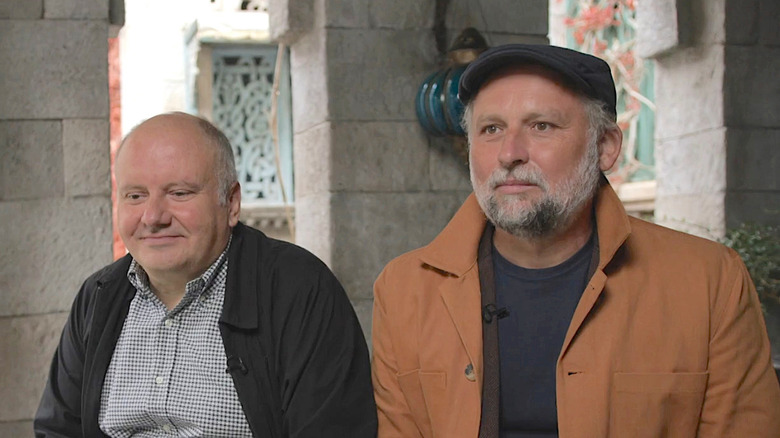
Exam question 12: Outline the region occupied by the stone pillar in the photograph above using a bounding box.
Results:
[641,0,779,238]
[722,0,780,228]
[270,0,548,344]
[0,1,116,434]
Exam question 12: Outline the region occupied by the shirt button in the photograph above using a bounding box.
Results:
[164,319,173,327]
[155,376,164,384]
[162,424,172,432]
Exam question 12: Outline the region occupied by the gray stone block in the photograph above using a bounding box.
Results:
[368,0,433,29]
[655,128,726,197]
[655,193,726,240]
[0,421,34,438]
[724,46,780,128]
[0,0,43,18]
[330,121,430,192]
[294,123,332,198]
[725,0,759,44]
[44,0,108,19]
[726,129,780,191]
[329,191,469,301]
[635,0,682,58]
[327,28,438,122]
[654,46,725,139]
[487,33,548,47]
[0,313,68,422]
[290,28,329,134]
[294,193,333,267]
[324,0,369,28]
[446,0,547,37]
[428,136,472,192]
[0,197,112,317]
[0,120,63,201]
[63,119,111,197]
[269,0,315,44]
[0,20,108,119]
[479,0,547,36]
[688,0,725,45]
[725,190,780,229]
[758,0,780,45]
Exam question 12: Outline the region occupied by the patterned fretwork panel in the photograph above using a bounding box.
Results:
[212,45,285,203]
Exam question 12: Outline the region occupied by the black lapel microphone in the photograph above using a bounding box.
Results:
[482,303,510,323]
[226,355,248,375]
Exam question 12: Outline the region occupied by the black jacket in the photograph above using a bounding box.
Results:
[35,223,377,437]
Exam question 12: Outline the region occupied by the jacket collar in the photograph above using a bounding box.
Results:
[592,178,632,270]
[418,194,487,277]
[418,178,632,275]
[221,222,259,330]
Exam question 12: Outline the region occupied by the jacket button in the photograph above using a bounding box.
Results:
[464,363,476,381]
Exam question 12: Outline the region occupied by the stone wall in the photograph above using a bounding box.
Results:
[271,0,549,344]
[0,1,115,434]
[644,0,779,238]
[722,0,780,228]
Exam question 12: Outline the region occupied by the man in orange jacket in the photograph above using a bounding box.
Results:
[372,44,780,437]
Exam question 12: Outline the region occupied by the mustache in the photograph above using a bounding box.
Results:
[486,166,548,191]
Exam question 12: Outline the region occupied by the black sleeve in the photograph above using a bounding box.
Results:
[275,253,378,438]
[34,279,93,437]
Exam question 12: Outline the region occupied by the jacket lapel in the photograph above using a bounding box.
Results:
[221,222,259,330]
[560,182,631,358]
[440,271,484,380]
[420,194,487,385]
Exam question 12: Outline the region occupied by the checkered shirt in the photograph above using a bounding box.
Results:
[98,240,253,437]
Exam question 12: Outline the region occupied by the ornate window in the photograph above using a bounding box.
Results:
[211,45,294,206]
[184,10,295,239]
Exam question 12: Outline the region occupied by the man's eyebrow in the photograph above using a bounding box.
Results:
[117,184,147,192]
[474,113,504,124]
[163,181,203,191]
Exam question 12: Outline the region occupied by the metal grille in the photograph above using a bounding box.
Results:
[212,46,287,203]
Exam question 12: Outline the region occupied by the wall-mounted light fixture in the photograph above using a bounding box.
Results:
[415,28,488,137]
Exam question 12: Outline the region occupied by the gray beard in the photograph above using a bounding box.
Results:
[471,144,601,240]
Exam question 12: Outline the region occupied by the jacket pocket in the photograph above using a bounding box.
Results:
[609,371,708,438]
[397,369,446,437]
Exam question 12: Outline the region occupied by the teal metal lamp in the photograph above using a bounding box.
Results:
[415,28,488,137]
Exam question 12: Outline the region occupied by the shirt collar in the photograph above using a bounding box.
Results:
[126,235,232,307]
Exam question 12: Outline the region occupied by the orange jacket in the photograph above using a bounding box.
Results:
[372,183,780,437]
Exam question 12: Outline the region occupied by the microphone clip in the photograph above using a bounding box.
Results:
[482,304,509,323]
[226,355,248,375]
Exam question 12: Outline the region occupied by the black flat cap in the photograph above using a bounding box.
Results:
[458,44,617,118]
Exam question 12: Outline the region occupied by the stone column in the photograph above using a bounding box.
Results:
[640,0,780,238]
[270,0,549,344]
[0,1,117,434]
[721,0,780,228]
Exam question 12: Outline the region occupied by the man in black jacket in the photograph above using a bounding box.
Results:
[35,112,377,437]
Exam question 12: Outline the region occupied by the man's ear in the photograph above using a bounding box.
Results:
[598,127,623,172]
[227,182,241,227]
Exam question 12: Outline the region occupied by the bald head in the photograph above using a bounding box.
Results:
[118,112,238,205]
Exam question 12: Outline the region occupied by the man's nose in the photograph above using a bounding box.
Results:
[141,195,171,227]
[497,128,530,168]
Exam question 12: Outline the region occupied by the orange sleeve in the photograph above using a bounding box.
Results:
[698,250,780,436]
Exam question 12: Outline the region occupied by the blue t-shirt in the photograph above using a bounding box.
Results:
[494,235,594,438]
